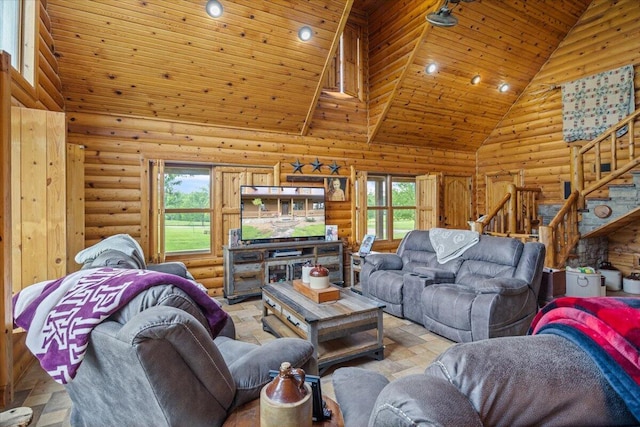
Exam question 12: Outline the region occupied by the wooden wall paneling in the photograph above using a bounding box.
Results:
[1,51,14,407]
[139,157,150,259]
[608,222,640,277]
[215,168,240,260]
[66,144,84,273]
[300,0,353,135]
[367,0,432,142]
[46,111,66,279]
[9,108,22,295]
[12,108,67,288]
[477,0,640,212]
[19,108,49,286]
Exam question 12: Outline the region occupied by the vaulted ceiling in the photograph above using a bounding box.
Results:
[46,0,592,152]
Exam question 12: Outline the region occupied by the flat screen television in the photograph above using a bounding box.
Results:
[240,185,326,243]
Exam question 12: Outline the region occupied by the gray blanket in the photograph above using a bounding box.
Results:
[75,234,146,269]
[428,228,479,263]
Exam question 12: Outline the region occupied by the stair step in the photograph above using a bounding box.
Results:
[607,183,636,188]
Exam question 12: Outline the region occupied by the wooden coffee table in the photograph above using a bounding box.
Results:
[262,283,385,374]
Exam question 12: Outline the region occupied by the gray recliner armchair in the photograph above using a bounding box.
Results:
[64,284,317,427]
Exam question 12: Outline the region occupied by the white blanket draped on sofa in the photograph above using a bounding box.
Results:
[428,228,479,264]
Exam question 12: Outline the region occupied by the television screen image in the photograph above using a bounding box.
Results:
[240,186,326,243]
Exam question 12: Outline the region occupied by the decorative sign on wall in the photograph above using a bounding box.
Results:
[561,64,635,142]
[289,159,342,175]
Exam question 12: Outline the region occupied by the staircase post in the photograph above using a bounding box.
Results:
[570,145,585,210]
[538,225,555,268]
[507,184,517,233]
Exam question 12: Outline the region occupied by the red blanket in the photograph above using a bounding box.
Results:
[529,296,640,420]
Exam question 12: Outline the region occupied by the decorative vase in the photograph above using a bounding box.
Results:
[309,264,330,289]
[260,362,312,427]
[301,263,313,284]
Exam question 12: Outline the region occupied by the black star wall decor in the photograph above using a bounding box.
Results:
[310,158,323,172]
[328,161,341,174]
[290,159,305,173]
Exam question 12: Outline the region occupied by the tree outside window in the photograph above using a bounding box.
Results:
[366,175,416,241]
[163,166,213,254]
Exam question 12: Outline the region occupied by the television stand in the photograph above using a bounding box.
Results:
[272,249,303,257]
[223,240,343,304]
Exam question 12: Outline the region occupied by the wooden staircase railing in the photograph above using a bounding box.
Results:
[472,184,541,241]
[476,109,640,268]
[571,108,640,208]
[541,108,640,268]
[538,190,580,268]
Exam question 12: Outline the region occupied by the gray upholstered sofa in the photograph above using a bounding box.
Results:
[332,333,637,426]
[360,230,545,342]
[64,283,317,427]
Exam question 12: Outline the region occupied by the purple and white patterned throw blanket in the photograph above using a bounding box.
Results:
[13,267,229,384]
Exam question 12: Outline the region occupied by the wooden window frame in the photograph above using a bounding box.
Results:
[323,22,363,100]
[148,160,277,263]
[357,173,417,243]
[0,0,36,85]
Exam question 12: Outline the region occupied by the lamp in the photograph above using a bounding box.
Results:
[471,75,481,85]
[499,83,510,92]
[425,63,437,74]
[205,0,223,18]
[298,26,312,41]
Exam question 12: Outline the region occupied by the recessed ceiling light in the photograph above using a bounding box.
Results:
[499,83,510,92]
[425,63,437,74]
[205,0,223,18]
[471,75,481,85]
[298,26,313,41]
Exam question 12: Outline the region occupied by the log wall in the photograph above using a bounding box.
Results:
[66,111,475,294]
[477,0,640,275]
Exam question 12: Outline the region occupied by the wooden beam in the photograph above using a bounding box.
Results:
[300,0,354,136]
[0,50,14,406]
[367,7,435,144]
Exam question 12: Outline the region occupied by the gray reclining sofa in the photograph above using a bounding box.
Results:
[333,333,637,426]
[360,230,546,342]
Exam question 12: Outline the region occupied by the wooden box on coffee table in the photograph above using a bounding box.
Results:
[292,279,340,303]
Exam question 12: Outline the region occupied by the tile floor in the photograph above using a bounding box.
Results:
[6,296,454,427]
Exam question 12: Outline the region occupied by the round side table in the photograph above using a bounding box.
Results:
[222,395,343,427]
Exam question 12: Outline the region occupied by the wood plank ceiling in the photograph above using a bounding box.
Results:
[46,0,592,152]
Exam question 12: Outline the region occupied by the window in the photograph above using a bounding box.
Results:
[161,165,213,255]
[150,160,275,262]
[365,175,416,241]
[323,22,363,99]
[0,0,36,84]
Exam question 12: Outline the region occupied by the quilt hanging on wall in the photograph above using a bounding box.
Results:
[561,64,635,142]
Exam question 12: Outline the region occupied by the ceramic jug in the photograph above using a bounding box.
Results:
[301,261,313,284]
[260,362,312,427]
[309,264,330,289]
